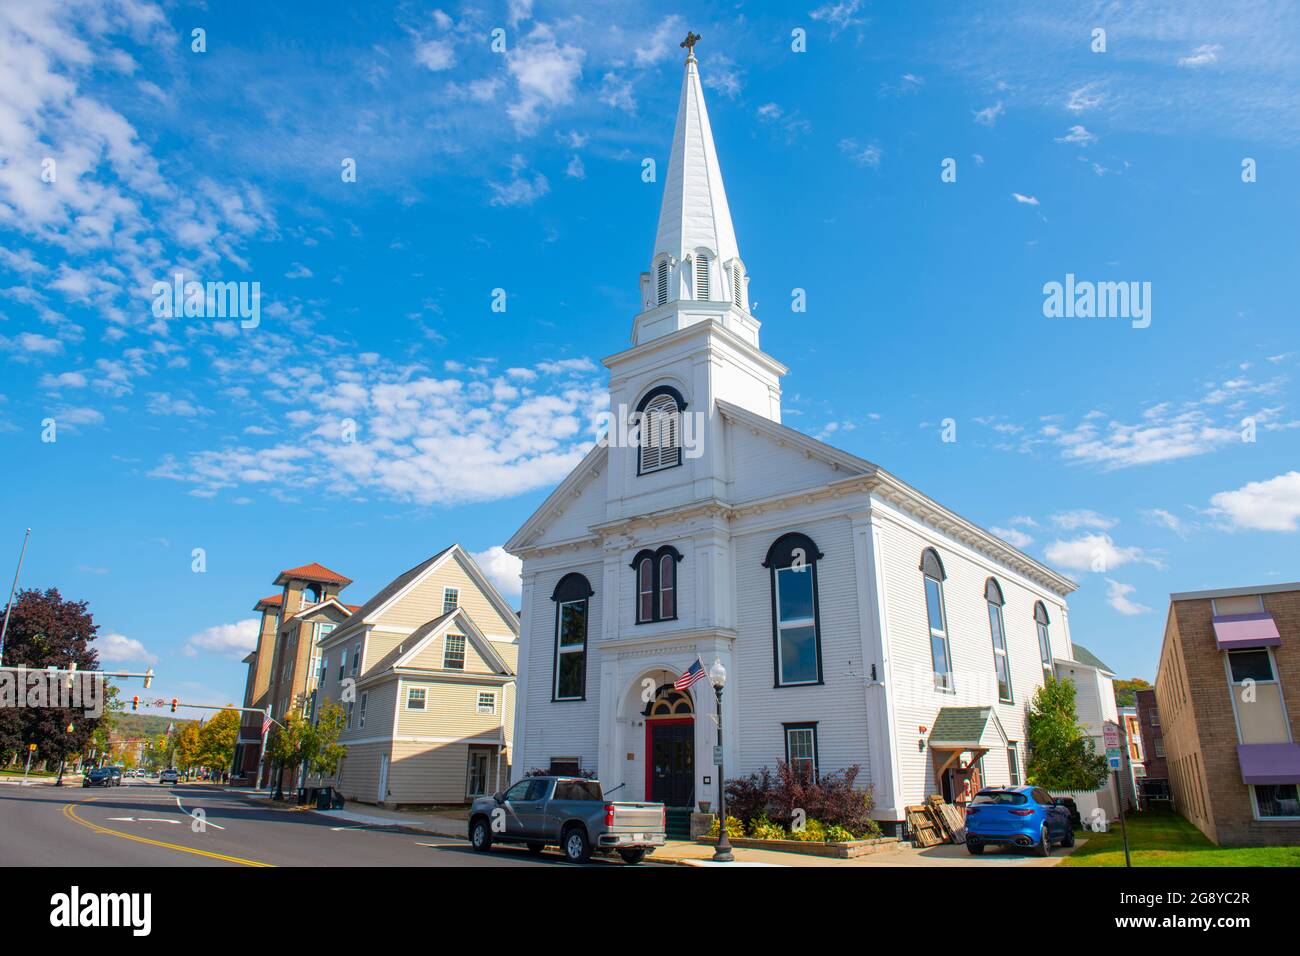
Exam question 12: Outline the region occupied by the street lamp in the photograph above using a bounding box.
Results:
[708,658,733,863]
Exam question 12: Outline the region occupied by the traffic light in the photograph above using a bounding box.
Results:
[131,695,139,711]
[170,698,178,713]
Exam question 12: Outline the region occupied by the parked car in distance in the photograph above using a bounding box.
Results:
[964,786,1075,857]
[82,767,118,788]
[1054,795,1082,831]
[159,769,179,785]
[469,776,666,864]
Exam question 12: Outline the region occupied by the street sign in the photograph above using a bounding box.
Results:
[712,745,723,765]
[1103,722,1121,748]
[1108,755,1122,770]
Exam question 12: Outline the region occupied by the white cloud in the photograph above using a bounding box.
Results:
[990,526,1034,549]
[1143,508,1184,533]
[1066,83,1105,113]
[505,25,585,132]
[973,102,1004,126]
[810,0,868,37]
[98,632,158,664]
[285,262,313,279]
[184,619,261,659]
[415,38,456,72]
[471,546,522,602]
[1011,192,1039,205]
[1209,471,1300,531]
[839,138,881,168]
[1044,533,1153,574]
[1178,44,1221,68]
[565,154,586,180]
[39,371,87,389]
[488,156,550,206]
[1055,125,1097,145]
[1051,509,1117,531]
[1105,579,1151,616]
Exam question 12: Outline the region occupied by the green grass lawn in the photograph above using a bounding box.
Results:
[1061,808,1300,867]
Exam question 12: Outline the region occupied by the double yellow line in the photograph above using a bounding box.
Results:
[62,796,272,867]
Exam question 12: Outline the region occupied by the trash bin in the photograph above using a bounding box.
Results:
[297,787,310,805]
[316,786,333,810]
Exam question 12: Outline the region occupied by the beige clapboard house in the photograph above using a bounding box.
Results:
[309,545,519,806]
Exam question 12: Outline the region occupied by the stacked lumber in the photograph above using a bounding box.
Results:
[905,805,944,847]
[928,795,967,844]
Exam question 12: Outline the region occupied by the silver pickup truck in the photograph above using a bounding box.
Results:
[468,776,665,864]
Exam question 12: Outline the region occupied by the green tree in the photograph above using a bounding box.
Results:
[309,701,348,778]
[197,708,240,774]
[1025,676,1110,791]
[0,589,108,773]
[1112,677,1152,708]
[266,712,309,795]
[176,722,203,771]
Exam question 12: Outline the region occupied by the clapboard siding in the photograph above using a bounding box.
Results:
[726,419,847,503]
[873,502,1070,806]
[396,677,512,739]
[732,515,872,780]
[379,557,516,635]
[335,741,389,804]
[519,556,604,775]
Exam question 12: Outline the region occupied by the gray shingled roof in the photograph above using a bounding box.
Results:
[1070,643,1114,674]
[929,706,995,745]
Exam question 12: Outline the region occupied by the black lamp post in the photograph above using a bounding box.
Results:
[708,658,734,862]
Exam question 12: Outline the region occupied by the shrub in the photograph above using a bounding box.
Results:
[722,761,881,839]
[748,813,786,840]
[707,814,745,839]
[788,818,827,842]
[824,823,855,843]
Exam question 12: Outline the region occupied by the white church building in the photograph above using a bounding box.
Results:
[505,41,1080,833]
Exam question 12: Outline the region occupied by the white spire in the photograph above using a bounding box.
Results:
[650,43,740,290]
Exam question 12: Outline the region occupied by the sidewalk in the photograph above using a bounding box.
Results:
[235,791,1080,867]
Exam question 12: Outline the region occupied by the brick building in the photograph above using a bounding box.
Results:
[1154,582,1300,845]
[1134,688,1169,806]
[232,562,361,788]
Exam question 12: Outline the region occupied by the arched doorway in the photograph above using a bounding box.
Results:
[644,684,695,808]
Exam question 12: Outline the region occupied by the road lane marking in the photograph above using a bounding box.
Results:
[175,795,227,830]
[62,798,272,867]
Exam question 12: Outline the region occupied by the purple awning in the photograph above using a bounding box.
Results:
[1213,613,1281,650]
[1237,743,1300,785]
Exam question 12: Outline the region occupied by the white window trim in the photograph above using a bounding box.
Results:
[924,575,954,693]
[774,564,819,687]
[1249,783,1300,821]
[358,692,367,728]
[476,691,496,715]
[406,686,428,711]
[554,599,587,701]
[443,633,467,670]
[988,602,1012,703]
[784,725,817,775]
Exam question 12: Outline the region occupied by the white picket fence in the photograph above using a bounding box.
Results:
[1053,787,1119,829]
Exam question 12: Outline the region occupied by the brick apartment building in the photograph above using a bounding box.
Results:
[232,562,361,788]
[1154,582,1300,845]
[1134,688,1168,806]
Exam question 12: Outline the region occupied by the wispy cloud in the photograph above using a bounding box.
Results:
[1105,579,1151,615]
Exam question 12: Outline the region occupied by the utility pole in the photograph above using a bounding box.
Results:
[0,528,32,666]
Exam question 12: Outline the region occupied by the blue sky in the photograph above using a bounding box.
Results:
[1,0,1298,715]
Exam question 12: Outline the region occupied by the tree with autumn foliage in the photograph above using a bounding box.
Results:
[0,588,105,771]
[197,708,240,775]
[175,721,203,772]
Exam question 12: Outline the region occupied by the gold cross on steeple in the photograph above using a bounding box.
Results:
[680,31,701,56]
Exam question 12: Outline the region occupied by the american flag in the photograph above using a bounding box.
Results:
[674,658,706,691]
[261,714,273,738]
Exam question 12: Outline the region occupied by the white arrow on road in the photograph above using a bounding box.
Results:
[105,816,181,824]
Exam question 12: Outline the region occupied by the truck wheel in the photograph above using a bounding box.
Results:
[562,826,592,864]
[618,848,646,865]
[469,818,493,853]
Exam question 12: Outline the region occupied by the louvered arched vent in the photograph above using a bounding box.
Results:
[656,260,669,305]
[732,263,742,307]
[639,392,681,473]
[695,254,710,299]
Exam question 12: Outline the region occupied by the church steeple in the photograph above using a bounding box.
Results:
[637,34,749,337]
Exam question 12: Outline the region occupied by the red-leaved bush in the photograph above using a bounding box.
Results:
[724,761,879,838]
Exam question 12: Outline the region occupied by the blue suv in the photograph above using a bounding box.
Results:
[964,785,1075,856]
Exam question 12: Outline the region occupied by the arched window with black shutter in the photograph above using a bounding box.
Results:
[920,548,953,691]
[985,578,1012,703]
[551,573,593,701]
[636,385,687,475]
[1034,601,1053,676]
[764,533,824,687]
[630,546,682,624]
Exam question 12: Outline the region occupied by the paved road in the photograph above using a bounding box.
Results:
[0,781,659,868]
